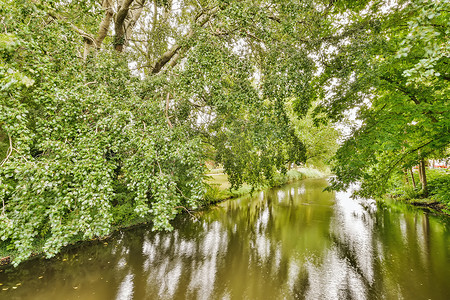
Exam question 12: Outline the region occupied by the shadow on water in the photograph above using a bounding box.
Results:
[1,178,449,299]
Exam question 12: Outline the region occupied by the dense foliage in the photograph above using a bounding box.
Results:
[1,0,447,266]
[0,0,352,264]
[318,0,450,197]
[0,3,207,263]
[427,170,450,206]
[388,168,450,213]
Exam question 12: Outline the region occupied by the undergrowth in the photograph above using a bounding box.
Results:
[387,169,450,212]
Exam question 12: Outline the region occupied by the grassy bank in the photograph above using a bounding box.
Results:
[203,167,327,205]
[386,169,450,215]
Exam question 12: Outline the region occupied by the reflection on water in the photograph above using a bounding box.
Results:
[1,179,450,299]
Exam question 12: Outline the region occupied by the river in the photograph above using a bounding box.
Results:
[1,178,449,299]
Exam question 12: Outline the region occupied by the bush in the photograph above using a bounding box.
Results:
[402,185,421,200]
[387,169,449,207]
[427,170,450,204]
[203,184,227,205]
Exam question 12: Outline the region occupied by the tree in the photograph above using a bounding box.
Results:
[397,0,450,84]
[0,0,207,264]
[316,0,449,197]
[1,0,376,264]
[286,101,339,169]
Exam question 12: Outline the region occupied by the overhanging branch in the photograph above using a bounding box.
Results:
[46,11,97,47]
[150,6,219,74]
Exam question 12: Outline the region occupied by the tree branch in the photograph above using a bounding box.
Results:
[151,45,182,74]
[46,11,97,47]
[383,138,438,186]
[95,0,114,48]
[125,0,147,42]
[379,75,420,105]
[174,205,198,221]
[380,75,439,122]
[150,6,219,74]
[114,0,135,51]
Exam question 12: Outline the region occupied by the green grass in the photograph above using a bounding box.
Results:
[206,168,225,175]
[206,174,232,190]
[203,173,253,204]
[203,167,328,205]
[297,167,326,178]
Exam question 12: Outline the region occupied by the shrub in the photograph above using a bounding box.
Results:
[427,170,450,204]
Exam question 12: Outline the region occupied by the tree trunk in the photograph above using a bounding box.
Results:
[83,39,93,61]
[95,0,114,49]
[150,6,219,74]
[114,0,135,52]
[403,169,409,185]
[125,0,146,43]
[409,167,416,189]
[418,157,428,196]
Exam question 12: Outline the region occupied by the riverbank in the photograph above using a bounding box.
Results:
[203,167,327,205]
[385,169,450,215]
[386,197,450,216]
[0,167,327,267]
[3,176,449,299]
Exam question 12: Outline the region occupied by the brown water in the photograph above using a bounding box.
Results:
[1,178,449,299]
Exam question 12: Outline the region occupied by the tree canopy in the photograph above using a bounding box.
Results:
[1,0,448,265]
[317,0,449,197]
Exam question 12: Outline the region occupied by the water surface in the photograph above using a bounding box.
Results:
[1,178,449,299]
